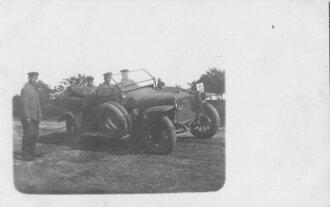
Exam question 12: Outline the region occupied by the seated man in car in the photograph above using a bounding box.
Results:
[69,76,97,98]
[118,69,137,89]
[83,76,97,95]
[96,72,115,96]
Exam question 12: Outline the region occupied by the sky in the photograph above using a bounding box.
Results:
[1,1,325,97]
[1,0,234,95]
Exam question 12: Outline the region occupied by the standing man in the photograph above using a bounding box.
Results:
[20,72,42,161]
[118,69,137,88]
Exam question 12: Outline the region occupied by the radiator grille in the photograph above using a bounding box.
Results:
[176,96,195,123]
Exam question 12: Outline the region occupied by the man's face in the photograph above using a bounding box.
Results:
[121,72,129,79]
[28,75,38,85]
[104,76,111,83]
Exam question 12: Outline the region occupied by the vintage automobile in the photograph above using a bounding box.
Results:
[56,69,220,154]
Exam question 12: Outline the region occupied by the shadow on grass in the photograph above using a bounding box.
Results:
[177,136,198,140]
[35,132,144,155]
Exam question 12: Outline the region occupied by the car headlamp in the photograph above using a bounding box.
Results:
[175,99,183,110]
[121,93,126,99]
[132,108,139,116]
[120,92,126,104]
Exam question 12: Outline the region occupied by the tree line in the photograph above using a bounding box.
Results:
[12,68,225,118]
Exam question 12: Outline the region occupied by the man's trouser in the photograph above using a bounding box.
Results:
[21,119,39,157]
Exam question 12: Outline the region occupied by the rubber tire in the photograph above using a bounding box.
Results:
[96,103,128,137]
[141,115,176,155]
[191,102,220,139]
[108,101,132,133]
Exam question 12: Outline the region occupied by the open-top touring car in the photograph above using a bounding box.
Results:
[56,69,220,154]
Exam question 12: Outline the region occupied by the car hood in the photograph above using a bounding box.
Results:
[125,87,190,110]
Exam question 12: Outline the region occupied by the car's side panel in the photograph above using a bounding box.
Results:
[58,111,75,122]
[141,105,175,119]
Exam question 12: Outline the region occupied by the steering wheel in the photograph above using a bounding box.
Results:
[109,84,123,102]
[110,84,119,95]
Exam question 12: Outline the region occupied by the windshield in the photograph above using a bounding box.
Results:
[112,69,156,91]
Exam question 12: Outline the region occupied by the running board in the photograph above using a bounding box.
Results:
[174,122,190,134]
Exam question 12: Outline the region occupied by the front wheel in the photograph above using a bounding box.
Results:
[141,115,176,154]
[191,102,220,139]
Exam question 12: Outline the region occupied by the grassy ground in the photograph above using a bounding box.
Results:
[13,120,225,194]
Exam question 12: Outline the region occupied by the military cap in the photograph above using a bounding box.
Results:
[27,72,39,77]
[103,72,113,77]
[120,69,129,73]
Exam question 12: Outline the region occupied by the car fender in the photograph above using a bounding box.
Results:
[141,105,174,121]
[58,111,75,122]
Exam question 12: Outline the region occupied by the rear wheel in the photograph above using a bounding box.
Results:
[191,102,220,139]
[141,115,176,154]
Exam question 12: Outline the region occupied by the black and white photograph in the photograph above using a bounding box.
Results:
[12,67,225,194]
[8,0,226,194]
[0,0,329,206]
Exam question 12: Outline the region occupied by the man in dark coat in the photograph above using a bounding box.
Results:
[20,72,42,161]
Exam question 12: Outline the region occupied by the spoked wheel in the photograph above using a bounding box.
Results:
[141,115,176,154]
[191,102,220,139]
[193,115,212,133]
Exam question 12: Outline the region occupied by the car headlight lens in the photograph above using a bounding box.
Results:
[132,108,139,116]
[121,93,126,99]
[175,99,183,110]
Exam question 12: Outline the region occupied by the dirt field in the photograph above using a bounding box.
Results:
[12,120,225,194]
